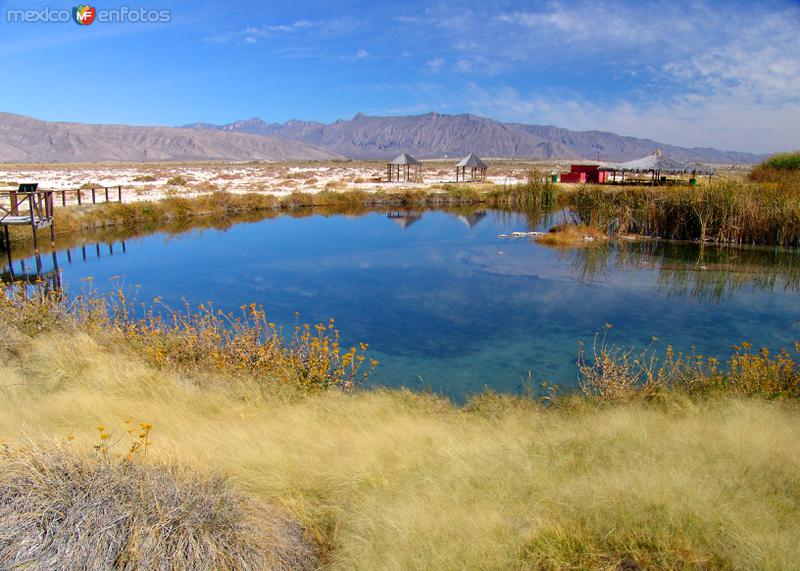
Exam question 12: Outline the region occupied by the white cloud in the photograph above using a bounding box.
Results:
[463,83,800,153]
[426,57,445,73]
[355,49,369,59]
[205,18,327,44]
[406,1,800,152]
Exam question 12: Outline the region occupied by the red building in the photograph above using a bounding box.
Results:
[559,164,608,184]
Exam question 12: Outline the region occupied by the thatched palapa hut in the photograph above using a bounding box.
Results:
[387,153,422,182]
[455,153,488,182]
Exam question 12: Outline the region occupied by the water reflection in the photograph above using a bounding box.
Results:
[455,211,487,228]
[561,241,800,301]
[1,239,129,294]
[387,211,423,229]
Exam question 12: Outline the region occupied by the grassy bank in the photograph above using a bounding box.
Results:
[565,155,800,247]
[1,285,799,569]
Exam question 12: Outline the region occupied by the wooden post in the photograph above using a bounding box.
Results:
[49,194,55,246]
[105,187,109,202]
[4,225,12,272]
[10,191,18,215]
[77,190,82,205]
[29,195,39,254]
[91,188,96,204]
[118,186,122,202]
[61,190,66,206]
[44,192,55,246]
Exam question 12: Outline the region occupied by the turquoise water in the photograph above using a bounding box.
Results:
[5,209,800,400]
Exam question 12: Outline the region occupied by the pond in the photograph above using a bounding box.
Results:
[5,207,800,401]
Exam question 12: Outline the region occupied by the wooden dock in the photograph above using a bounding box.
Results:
[1,185,55,255]
[1,183,125,255]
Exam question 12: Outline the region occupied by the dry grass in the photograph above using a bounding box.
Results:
[567,176,800,247]
[536,222,608,247]
[1,287,799,569]
[1,337,798,570]
[0,444,318,570]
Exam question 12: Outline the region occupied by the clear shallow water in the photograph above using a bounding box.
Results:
[5,209,800,401]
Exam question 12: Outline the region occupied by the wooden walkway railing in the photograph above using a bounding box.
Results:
[1,185,123,209]
[55,185,123,206]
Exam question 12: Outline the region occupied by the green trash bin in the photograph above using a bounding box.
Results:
[551,174,558,183]
[689,178,697,186]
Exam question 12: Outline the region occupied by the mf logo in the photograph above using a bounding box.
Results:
[73,5,96,25]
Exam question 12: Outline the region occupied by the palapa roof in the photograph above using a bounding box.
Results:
[456,211,487,228]
[605,150,714,175]
[387,211,422,229]
[456,153,488,168]
[389,152,422,165]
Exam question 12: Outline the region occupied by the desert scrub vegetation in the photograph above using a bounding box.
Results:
[131,174,158,182]
[0,443,318,570]
[0,285,800,568]
[166,175,190,186]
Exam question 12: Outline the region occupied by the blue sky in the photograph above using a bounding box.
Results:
[1,0,798,152]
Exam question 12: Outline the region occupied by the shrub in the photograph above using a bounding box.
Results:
[578,326,800,401]
[0,283,376,393]
[757,151,800,171]
[166,175,189,186]
[0,444,318,570]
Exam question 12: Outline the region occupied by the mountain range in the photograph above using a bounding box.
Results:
[0,111,765,164]
[0,113,341,162]
[184,112,765,164]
